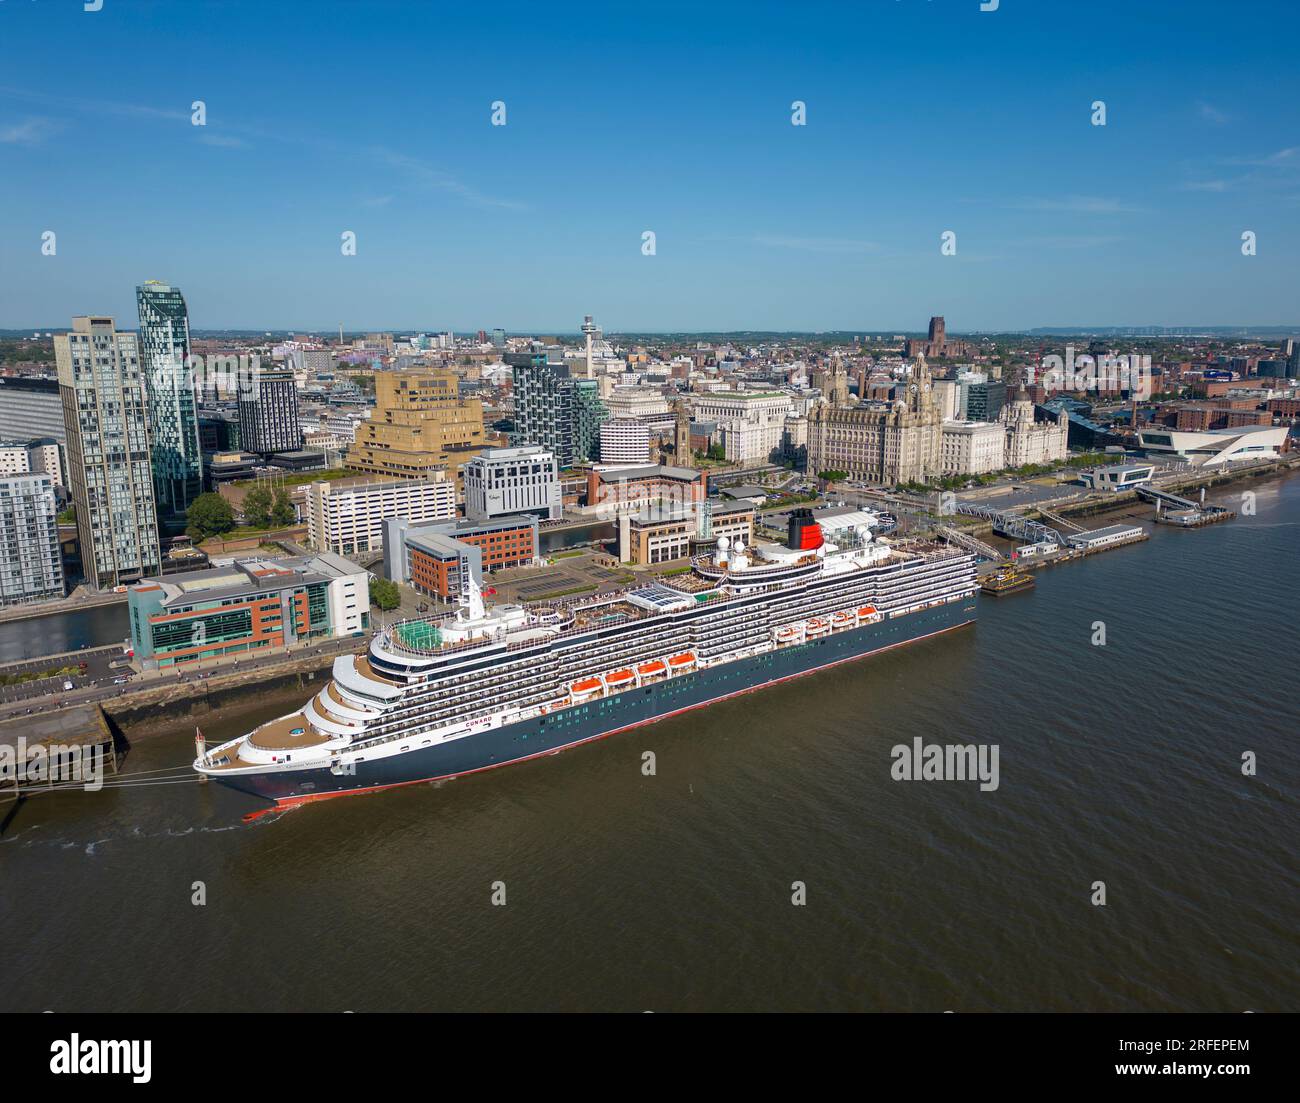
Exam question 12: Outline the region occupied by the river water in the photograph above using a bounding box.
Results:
[1,476,1296,1012]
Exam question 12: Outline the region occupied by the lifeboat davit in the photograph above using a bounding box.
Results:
[668,651,697,669]
[775,625,800,643]
[806,617,830,636]
[571,677,603,700]
[637,659,667,678]
[605,669,635,688]
[832,611,854,628]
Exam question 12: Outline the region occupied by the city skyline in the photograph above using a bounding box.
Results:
[2,0,1299,332]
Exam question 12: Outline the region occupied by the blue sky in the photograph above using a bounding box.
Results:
[1,0,1297,332]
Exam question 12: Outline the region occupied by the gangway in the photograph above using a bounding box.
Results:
[937,525,1005,562]
[1133,485,1197,511]
[954,503,1068,546]
[1036,507,1084,534]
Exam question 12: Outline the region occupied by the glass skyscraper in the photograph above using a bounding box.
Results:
[136,281,202,521]
[507,354,607,467]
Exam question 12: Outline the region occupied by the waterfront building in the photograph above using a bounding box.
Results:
[600,418,652,464]
[349,369,486,486]
[603,387,671,420]
[127,551,367,668]
[961,378,1006,422]
[304,474,456,555]
[384,514,541,600]
[136,282,202,519]
[0,473,64,604]
[238,365,303,456]
[807,359,941,485]
[616,500,754,565]
[509,355,607,467]
[464,445,561,522]
[938,421,1005,477]
[54,316,162,590]
[1136,424,1288,466]
[1001,388,1069,468]
[585,463,707,512]
[1078,464,1155,491]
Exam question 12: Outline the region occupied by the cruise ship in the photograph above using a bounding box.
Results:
[195,510,978,807]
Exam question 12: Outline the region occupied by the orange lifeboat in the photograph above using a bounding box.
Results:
[832,611,854,628]
[806,617,830,636]
[605,669,635,688]
[571,677,603,699]
[775,626,799,643]
[637,659,667,678]
[668,651,697,669]
[857,604,878,619]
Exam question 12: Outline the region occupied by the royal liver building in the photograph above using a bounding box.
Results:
[808,357,942,485]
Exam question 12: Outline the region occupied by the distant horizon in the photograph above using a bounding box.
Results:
[4,324,1300,341]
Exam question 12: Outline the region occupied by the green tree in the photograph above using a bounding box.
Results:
[270,489,296,527]
[186,493,235,541]
[369,577,400,611]
[242,484,273,528]
[818,469,849,484]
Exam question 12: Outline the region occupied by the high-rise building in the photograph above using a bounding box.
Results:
[599,418,652,464]
[928,315,946,349]
[491,328,506,348]
[304,475,456,555]
[0,473,64,604]
[464,446,562,521]
[136,281,202,520]
[55,316,161,589]
[238,365,303,455]
[509,355,607,467]
[963,379,1007,422]
[349,370,486,485]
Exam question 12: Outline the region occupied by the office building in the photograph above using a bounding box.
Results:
[304,474,456,555]
[136,281,202,518]
[384,514,541,599]
[962,379,1007,422]
[616,500,754,565]
[127,552,367,668]
[0,377,66,445]
[0,438,64,489]
[464,445,561,521]
[807,360,942,485]
[1002,389,1069,468]
[938,421,1005,477]
[688,391,793,464]
[55,316,162,589]
[349,370,486,485]
[0,473,64,604]
[599,418,652,464]
[239,365,303,455]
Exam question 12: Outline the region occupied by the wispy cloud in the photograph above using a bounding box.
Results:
[750,234,881,254]
[0,84,523,212]
[362,195,394,208]
[0,116,56,144]
[1006,195,1141,214]
[1197,101,1231,126]
[372,149,526,210]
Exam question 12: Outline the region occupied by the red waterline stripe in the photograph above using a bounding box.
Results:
[264,618,975,810]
